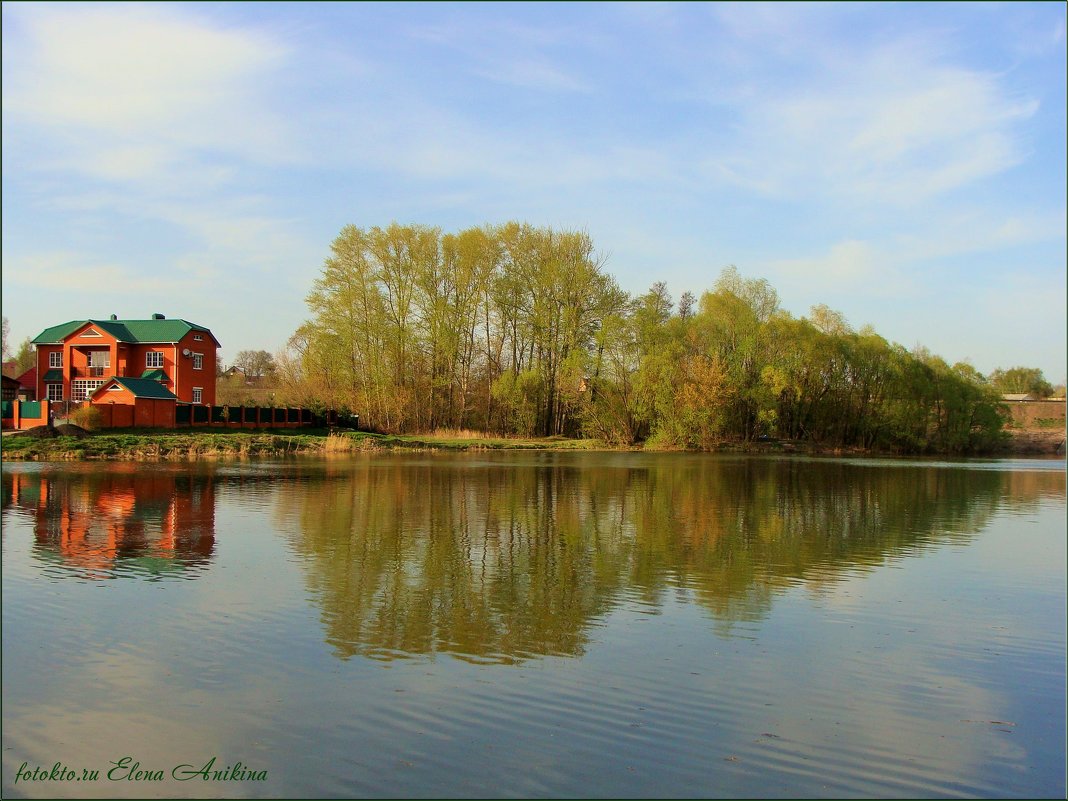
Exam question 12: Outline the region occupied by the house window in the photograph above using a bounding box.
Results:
[193,334,203,341]
[193,354,203,370]
[108,385,123,391]
[47,384,63,401]
[192,387,203,404]
[146,351,164,368]
[82,328,102,337]
[71,380,106,401]
[49,352,63,368]
[89,350,110,377]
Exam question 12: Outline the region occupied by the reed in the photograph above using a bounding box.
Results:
[428,428,498,441]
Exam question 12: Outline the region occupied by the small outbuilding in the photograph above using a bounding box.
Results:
[15,367,37,400]
[89,376,178,428]
[1,375,19,401]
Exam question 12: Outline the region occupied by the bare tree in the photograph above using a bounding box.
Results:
[232,350,277,380]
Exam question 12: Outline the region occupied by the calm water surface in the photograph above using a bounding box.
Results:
[2,453,1065,798]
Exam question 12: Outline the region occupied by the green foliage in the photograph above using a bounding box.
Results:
[13,337,34,373]
[491,369,542,436]
[288,228,1008,454]
[988,366,1054,398]
[69,405,103,431]
[294,222,624,437]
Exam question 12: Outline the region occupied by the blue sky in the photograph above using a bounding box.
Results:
[2,2,1065,381]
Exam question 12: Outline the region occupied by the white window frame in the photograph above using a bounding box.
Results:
[192,353,204,371]
[47,384,64,401]
[49,351,63,368]
[146,351,164,369]
[192,387,203,404]
[89,350,110,377]
[193,334,203,341]
[71,379,106,402]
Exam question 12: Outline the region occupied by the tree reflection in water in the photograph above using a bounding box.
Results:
[3,456,1059,659]
[278,455,1060,662]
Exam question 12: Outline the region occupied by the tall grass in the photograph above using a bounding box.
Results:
[428,428,499,440]
[323,433,356,452]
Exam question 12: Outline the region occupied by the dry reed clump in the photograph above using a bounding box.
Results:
[188,442,226,460]
[428,428,496,441]
[323,433,356,453]
[68,406,103,431]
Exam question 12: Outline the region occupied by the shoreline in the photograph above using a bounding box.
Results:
[1,426,1063,462]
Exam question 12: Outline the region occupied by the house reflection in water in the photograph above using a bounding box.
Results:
[4,467,215,580]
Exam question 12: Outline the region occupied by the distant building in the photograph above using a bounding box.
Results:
[15,367,36,400]
[1,375,19,401]
[1001,393,1039,402]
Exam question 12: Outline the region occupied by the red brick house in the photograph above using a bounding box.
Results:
[32,314,220,405]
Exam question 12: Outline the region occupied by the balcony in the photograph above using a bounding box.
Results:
[70,366,114,379]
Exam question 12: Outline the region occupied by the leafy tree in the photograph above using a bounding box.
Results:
[0,320,33,374]
[289,225,1009,453]
[13,338,34,373]
[987,366,1054,398]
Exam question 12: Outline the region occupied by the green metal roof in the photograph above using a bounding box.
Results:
[33,321,85,344]
[96,377,178,400]
[140,369,169,382]
[33,318,219,346]
[42,369,63,382]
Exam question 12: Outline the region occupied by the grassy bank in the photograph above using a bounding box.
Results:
[0,427,612,461]
[3,426,1056,462]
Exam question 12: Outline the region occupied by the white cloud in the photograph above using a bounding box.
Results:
[2,251,185,294]
[707,38,1039,204]
[894,209,1067,263]
[762,240,910,300]
[3,3,294,183]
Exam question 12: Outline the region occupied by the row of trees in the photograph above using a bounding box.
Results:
[279,222,626,435]
[581,273,1012,453]
[275,223,1058,453]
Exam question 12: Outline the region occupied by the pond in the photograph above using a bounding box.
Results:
[2,453,1065,798]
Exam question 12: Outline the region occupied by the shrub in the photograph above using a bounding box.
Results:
[69,405,103,431]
